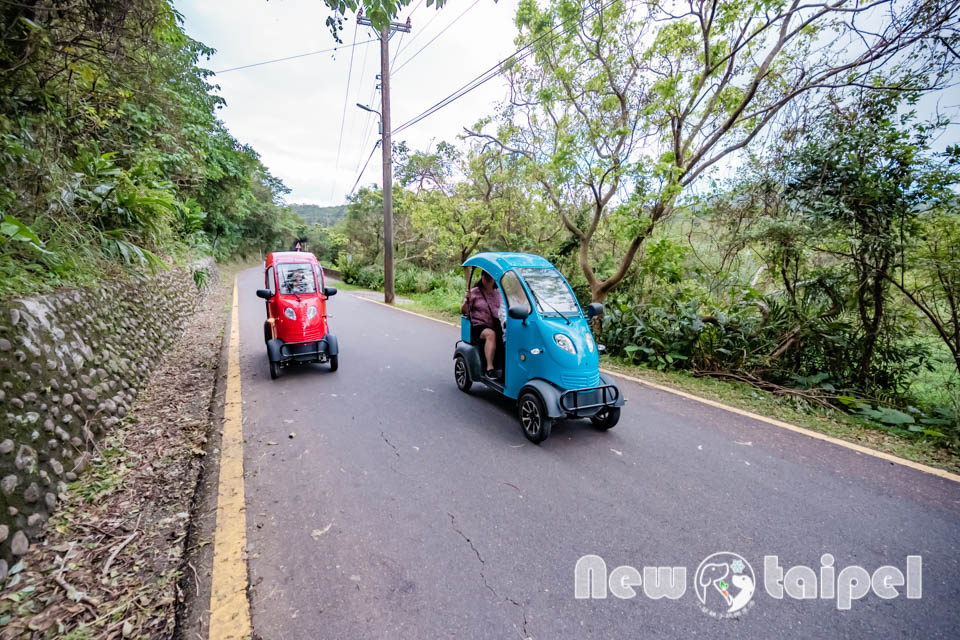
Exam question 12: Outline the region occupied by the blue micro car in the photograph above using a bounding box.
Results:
[454,252,624,443]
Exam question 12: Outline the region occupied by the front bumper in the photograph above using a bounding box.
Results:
[559,384,621,415]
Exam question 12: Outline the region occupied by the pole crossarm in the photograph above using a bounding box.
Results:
[357,16,412,33]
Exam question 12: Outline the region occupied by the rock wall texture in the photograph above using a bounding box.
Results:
[0,261,218,575]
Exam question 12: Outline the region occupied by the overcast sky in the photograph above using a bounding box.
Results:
[177,1,958,208]
[177,0,521,207]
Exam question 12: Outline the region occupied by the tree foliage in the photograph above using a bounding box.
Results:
[0,0,300,296]
[469,0,959,301]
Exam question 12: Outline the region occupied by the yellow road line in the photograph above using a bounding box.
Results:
[354,293,960,483]
[209,278,253,638]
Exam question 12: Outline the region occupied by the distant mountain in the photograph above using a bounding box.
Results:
[288,203,347,227]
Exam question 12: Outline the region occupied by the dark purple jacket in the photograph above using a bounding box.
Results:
[466,286,500,328]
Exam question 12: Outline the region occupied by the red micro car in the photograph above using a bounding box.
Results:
[257,251,339,379]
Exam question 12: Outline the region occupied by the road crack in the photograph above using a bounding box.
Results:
[448,513,531,639]
[380,431,400,458]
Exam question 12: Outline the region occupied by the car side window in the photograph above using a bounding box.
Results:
[267,266,276,296]
[501,271,531,315]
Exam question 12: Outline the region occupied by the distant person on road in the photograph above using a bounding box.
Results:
[461,270,502,379]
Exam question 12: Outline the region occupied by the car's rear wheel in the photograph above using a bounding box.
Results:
[329,355,338,372]
[454,355,472,392]
[590,407,620,430]
[519,392,552,443]
[269,359,280,380]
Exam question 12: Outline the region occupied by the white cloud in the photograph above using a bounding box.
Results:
[178,0,521,206]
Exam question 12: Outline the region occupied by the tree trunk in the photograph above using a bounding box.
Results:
[585,201,671,303]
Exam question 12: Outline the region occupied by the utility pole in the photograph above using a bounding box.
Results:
[357,13,411,304]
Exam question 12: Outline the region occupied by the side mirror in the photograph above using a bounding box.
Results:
[586,302,604,319]
[256,289,273,300]
[324,286,338,297]
[508,306,530,320]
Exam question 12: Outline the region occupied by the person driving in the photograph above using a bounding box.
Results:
[288,269,306,293]
[461,271,502,379]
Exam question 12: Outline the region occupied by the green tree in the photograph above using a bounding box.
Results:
[471,0,959,302]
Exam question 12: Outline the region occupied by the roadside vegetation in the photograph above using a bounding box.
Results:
[0,0,303,299]
[310,0,960,467]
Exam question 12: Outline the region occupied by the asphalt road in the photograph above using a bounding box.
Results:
[235,267,960,639]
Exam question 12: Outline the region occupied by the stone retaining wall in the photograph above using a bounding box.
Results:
[0,260,218,576]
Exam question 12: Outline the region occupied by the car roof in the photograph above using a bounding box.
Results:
[267,251,320,265]
[462,252,555,279]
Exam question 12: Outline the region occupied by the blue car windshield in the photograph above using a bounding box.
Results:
[517,268,580,316]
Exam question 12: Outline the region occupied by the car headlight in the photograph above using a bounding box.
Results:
[554,334,576,354]
[307,306,317,319]
[284,307,296,321]
[586,335,595,353]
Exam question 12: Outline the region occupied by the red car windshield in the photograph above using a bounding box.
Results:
[277,263,317,295]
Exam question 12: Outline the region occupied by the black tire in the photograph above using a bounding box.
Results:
[269,359,280,380]
[263,321,272,344]
[518,391,552,444]
[454,355,472,392]
[329,354,339,372]
[590,406,620,430]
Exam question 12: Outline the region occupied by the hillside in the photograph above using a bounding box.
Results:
[289,203,347,227]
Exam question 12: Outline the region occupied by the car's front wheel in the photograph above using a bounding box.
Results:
[269,359,280,380]
[518,392,552,444]
[590,407,620,430]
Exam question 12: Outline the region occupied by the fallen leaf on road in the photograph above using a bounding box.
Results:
[266,441,278,446]
[697,445,703,450]
[311,523,333,539]
[509,444,525,448]
[423,388,434,392]
[412,446,419,451]
[744,461,751,466]
[735,441,753,446]
[288,432,296,439]
[502,482,523,498]
[283,419,293,424]
[610,448,623,456]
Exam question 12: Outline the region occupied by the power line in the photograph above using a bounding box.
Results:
[389,0,446,67]
[406,0,426,20]
[391,0,620,137]
[355,83,380,172]
[349,140,381,197]
[330,19,363,201]
[392,0,481,75]
[391,31,406,70]
[215,38,378,74]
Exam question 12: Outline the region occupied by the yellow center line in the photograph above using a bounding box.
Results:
[209,278,252,638]
[352,293,960,483]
